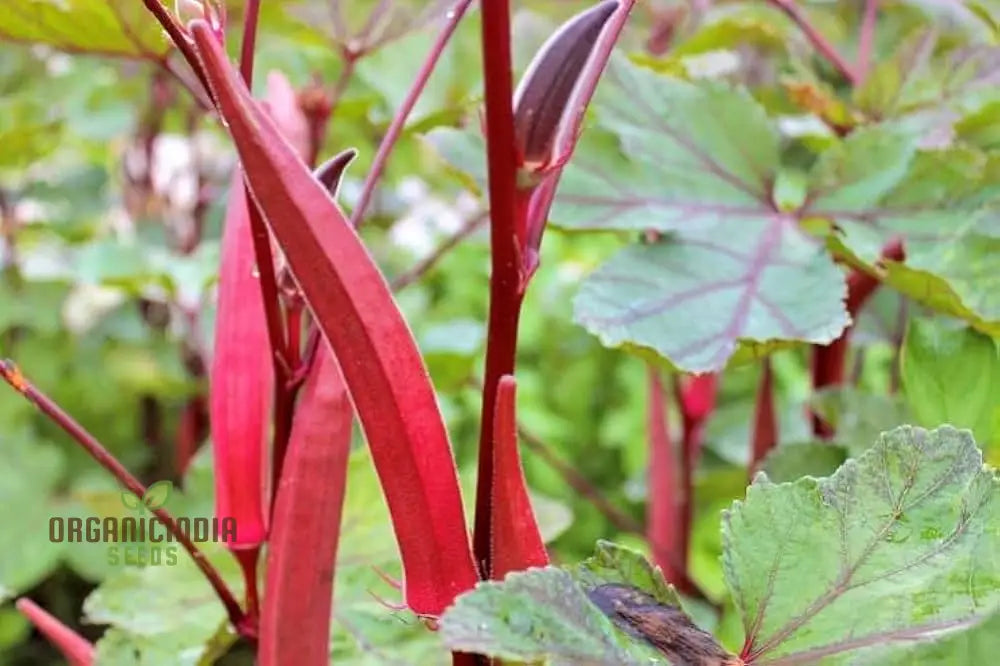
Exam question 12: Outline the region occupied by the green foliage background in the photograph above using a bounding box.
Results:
[0,0,998,663]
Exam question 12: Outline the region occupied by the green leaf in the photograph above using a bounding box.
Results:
[568,540,680,608]
[93,625,237,666]
[141,480,172,511]
[852,33,1000,119]
[901,318,1000,449]
[439,567,667,664]
[808,136,1000,333]
[0,429,66,593]
[0,1,170,58]
[552,56,781,233]
[724,426,1000,663]
[884,234,1000,337]
[84,543,243,662]
[573,223,848,372]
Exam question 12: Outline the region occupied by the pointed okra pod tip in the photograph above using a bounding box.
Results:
[513,0,619,176]
[314,148,358,199]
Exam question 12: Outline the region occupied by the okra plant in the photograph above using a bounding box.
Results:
[0,0,998,664]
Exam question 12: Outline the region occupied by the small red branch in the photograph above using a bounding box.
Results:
[750,359,778,477]
[0,361,250,639]
[239,0,262,86]
[811,240,904,437]
[350,0,474,228]
[768,0,858,84]
[234,547,261,624]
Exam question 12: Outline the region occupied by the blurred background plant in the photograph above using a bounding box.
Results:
[0,0,998,663]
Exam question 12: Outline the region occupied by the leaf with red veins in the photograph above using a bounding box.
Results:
[574,215,848,373]
[550,55,780,233]
[805,130,1000,333]
[210,167,272,549]
[490,376,548,580]
[260,343,352,666]
[189,20,478,617]
[16,599,94,666]
[725,426,1000,665]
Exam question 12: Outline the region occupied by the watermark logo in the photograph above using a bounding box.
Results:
[48,481,236,567]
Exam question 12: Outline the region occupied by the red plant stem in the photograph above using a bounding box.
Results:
[140,0,212,94]
[350,0,474,227]
[768,0,858,84]
[811,239,904,436]
[646,368,689,592]
[239,0,262,86]
[242,199,294,507]
[473,0,525,578]
[234,547,261,623]
[286,304,303,368]
[750,359,777,477]
[329,56,357,110]
[0,361,249,639]
[857,0,878,84]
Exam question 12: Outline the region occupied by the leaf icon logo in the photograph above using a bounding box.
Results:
[120,481,172,513]
[121,492,143,512]
[143,481,172,510]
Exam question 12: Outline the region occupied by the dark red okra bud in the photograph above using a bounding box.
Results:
[513,0,619,173]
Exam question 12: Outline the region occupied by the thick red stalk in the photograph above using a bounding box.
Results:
[473,0,527,579]
[646,368,688,591]
[350,0,474,227]
[259,343,352,665]
[189,21,478,616]
[811,240,905,436]
[15,599,94,666]
[0,361,249,637]
[750,359,778,476]
[490,376,548,580]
